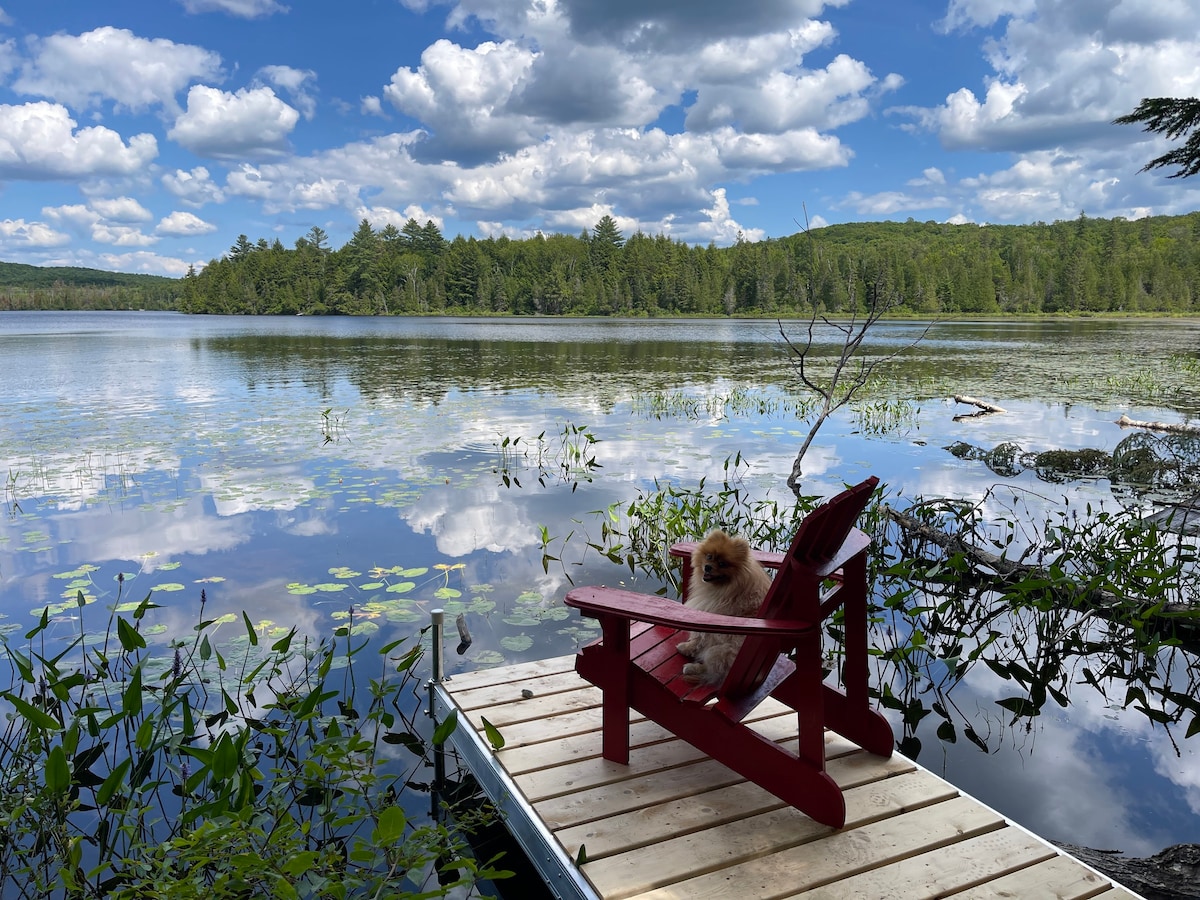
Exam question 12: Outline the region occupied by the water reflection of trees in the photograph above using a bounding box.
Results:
[872,486,1200,761]
[195,333,797,406]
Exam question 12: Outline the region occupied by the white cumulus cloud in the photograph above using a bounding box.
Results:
[156,210,218,236]
[168,85,300,158]
[14,26,223,114]
[0,101,157,179]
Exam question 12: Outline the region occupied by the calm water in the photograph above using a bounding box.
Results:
[3,310,1200,858]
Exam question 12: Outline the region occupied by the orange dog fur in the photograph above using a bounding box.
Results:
[676,530,772,685]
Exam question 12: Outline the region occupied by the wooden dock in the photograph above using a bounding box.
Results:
[430,654,1143,900]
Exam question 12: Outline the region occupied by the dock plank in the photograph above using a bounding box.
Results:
[791,827,1058,898]
[433,655,1145,900]
[616,796,1003,899]
[948,852,1118,899]
[555,764,937,862]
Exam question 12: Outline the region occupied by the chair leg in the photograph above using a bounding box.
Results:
[835,554,894,757]
[585,616,631,764]
[840,553,870,707]
[793,628,827,772]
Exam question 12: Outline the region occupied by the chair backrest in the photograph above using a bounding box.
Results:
[784,475,879,569]
[719,476,879,702]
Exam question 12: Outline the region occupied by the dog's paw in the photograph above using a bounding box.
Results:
[681,662,708,683]
[676,639,697,657]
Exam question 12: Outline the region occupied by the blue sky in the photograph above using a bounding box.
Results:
[1,0,1198,276]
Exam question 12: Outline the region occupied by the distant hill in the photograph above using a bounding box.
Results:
[0,261,176,289]
[0,261,179,311]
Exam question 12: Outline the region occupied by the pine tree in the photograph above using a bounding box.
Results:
[1114,98,1200,179]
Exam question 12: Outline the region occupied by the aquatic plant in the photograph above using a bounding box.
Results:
[0,583,510,899]
[492,422,600,490]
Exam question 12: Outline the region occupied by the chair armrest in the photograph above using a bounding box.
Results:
[565,586,815,637]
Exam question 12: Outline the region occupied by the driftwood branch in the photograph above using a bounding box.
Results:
[1117,414,1200,435]
[953,395,1007,414]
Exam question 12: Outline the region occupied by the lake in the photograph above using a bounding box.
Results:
[2,310,1200,863]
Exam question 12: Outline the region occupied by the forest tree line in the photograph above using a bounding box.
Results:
[179,212,1200,317]
[4,212,1200,316]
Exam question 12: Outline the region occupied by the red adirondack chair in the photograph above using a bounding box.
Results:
[564,476,893,828]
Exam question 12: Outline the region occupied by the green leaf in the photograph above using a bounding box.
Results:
[25,606,50,640]
[243,611,259,646]
[9,648,34,685]
[481,716,506,751]
[3,692,62,732]
[97,758,132,806]
[123,666,144,716]
[116,617,145,652]
[271,627,296,653]
[211,732,238,782]
[373,806,407,845]
[432,709,458,746]
[46,744,69,795]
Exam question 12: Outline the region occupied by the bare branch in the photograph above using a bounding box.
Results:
[780,218,937,494]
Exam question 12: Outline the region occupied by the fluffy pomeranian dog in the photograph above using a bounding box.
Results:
[676,530,773,685]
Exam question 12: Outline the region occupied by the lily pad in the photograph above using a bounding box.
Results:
[502,614,540,627]
[53,564,100,580]
[470,650,506,666]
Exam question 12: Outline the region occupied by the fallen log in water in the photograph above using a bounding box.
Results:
[1117,414,1200,435]
[883,504,1196,623]
[953,394,1007,414]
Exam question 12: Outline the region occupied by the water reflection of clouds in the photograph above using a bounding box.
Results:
[403,480,544,558]
[930,664,1168,856]
[1,446,181,512]
[200,466,318,516]
[933,633,1199,856]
